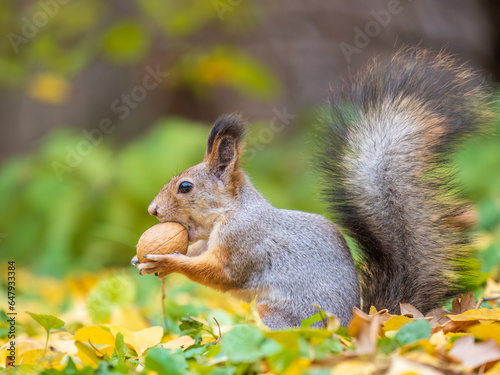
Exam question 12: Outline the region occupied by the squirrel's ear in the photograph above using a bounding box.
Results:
[204,114,246,179]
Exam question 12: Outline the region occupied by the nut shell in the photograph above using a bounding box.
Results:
[136,222,188,262]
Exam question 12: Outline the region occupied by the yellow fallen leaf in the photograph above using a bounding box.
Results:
[240,302,252,313]
[17,349,44,365]
[283,358,311,375]
[369,306,378,315]
[74,326,115,346]
[331,360,377,375]
[382,315,413,333]
[485,359,500,375]
[109,325,163,356]
[49,330,78,357]
[429,331,448,351]
[17,349,64,367]
[387,356,442,375]
[400,338,436,355]
[162,336,197,350]
[404,351,441,367]
[98,345,116,358]
[1,337,43,357]
[75,342,100,368]
[468,323,500,346]
[0,337,43,367]
[446,308,500,322]
[1,364,45,374]
[67,273,99,300]
[111,307,149,331]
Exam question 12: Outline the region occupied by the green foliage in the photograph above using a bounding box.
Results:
[178,316,205,344]
[457,107,500,275]
[0,0,277,101]
[301,308,326,328]
[102,20,149,64]
[220,325,281,363]
[394,320,431,346]
[27,312,64,334]
[173,46,281,100]
[145,347,188,375]
[112,333,126,366]
[378,337,399,354]
[87,273,136,323]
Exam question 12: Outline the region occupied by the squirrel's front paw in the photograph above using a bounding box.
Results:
[136,253,182,277]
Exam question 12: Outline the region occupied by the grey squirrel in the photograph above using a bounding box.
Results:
[134,48,490,329]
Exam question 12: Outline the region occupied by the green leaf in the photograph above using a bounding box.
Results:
[144,347,188,375]
[334,326,351,341]
[210,367,237,375]
[314,338,342,359]
[220,325,281,363]
[183,343,209,358]
[27,312,64,334]
[114,332,126,365]
[178,316,204,343]
[394,319,431,346]
[300,310,325,328]
[378,337,399,354]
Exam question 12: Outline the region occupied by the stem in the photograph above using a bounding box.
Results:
[213,317,222,344]
[161,277,169,335]
[38,331,50,364]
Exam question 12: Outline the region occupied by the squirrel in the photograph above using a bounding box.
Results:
[134,48,490,329]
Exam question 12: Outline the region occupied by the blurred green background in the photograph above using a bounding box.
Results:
[0,0,499,284]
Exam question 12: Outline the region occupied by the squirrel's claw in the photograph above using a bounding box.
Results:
[131,255,139,266]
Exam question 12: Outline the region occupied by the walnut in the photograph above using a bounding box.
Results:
[136,222,188,262]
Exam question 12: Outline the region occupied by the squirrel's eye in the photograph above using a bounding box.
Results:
[178,181,193,194]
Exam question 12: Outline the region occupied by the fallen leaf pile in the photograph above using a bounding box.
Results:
[1,269,500,374]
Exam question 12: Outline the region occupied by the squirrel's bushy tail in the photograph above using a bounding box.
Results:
[318,48,491,314]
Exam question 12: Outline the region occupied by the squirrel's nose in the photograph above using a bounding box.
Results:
[148,202,159,216]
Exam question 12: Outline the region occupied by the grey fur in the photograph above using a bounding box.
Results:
[144,48,490,329]
[317,47,489,314]
[221,178,360,327]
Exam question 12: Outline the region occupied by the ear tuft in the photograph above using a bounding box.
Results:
[204,114,246,180]
[206,114,246,157]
